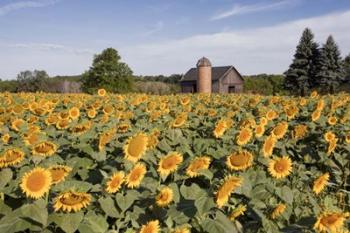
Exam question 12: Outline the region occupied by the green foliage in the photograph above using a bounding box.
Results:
[243,74,285,95]
[284,28,319,95]
[135,74,182,84]
[315,36,343,94]
[343,54,350,83]
[16,70,50,92]
[0,79,18,92]
[81,48,134,93]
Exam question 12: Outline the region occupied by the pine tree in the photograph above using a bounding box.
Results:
[343,54,350,82]
[284,28,319,95]
[315,36,343,93]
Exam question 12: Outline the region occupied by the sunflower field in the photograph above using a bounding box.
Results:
[0,90,349,233]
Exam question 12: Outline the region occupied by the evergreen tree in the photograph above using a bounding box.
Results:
[315,36,343,93]
[343,54,350,82]
[284,28,319,95]
[81,48,134,93]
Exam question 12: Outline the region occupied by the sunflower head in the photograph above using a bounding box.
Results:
[314,212,345,233]
[236,128,252,146]
[272,121,288,139]
[262,135,277,157]
[32,141,58,157]
[229,204,247,220]
[20,167,52,199]
[97,88,106,97]
[226,150,253,171]
[123,133,148,163]
[156,187,173,207]
[186,156,211,177]
[328,116,337,125]
[49,165,72,184]
[140,220,160,233]
[268,156,292,179]
[216,176,243,208]
[105,171,125,193]
[271,203,286,219]
[126,163,147,188]
[158,152,183,177]
[0,148,25,168]
[313,173,329,195]
[69,107,80,120]
[54,191,91,212]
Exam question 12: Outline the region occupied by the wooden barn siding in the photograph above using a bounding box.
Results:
[212,81,220,93]
[219,70,243,93]
[181,81,196,93]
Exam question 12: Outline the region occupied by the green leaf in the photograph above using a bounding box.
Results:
[202,212,237,233]
[116,190,139,212]
[180,183,206,200]
[50,212,84,233]
[0,169,12,189]
[276,186,293,204]
[20,199,48,227]
[195,195,215,216]
[78,212,109,233]
[99,196,120,218]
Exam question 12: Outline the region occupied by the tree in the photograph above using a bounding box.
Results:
[81,48,134,93]
[315,36,343,93]
[284,28,319,95]
[343,54,350,82]
[16,70,49,92]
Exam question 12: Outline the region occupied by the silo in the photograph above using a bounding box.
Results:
[196,57,212,93]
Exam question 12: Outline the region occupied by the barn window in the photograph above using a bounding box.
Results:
[228,86,236,93]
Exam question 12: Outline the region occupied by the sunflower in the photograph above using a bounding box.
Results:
[226,150,253,171]
[156,187,173,207]
[11,118,25,131]
[171,114,187,128]
[117,123,130,133]
[147,129,160,149]
[87,109,97,118]
[98,128,116,151]
[186,156,211,177]
[236,128,252,145]
[0,148,25,168]
[328,116,337,126]
[268,156,292,179]
[346,134,350,143]
[266,110,277,121]
[313,173,329,195]
[97,88,106,97]
[53,191,91,212]
[158,152,183,176]
[260,117,268,126]
[213,120,228,138]
[23,132,41,146]
[1,133,10,144]
[124,133,148,163]
[139,220,160,233]
[229,204,247,220]
[255,124,265,138]
[20,167,52,199]
[216,176,243,208]
[56,119,70,129]
[327,138,337,155]
[262,135,277,157]
[272,121,288,139]
[324,131,336,142]
[311,110,322,122]
[69,107,80,120]
[314,212,345,233]
[48,165,72,184]
[311,90,319,98]
[105,171,125,193]
[180,96,191,106]
[317,99,325,110]
[126,163,147,188]
[271,203,286,219]
[32,141,58,157]
[292,124,308,140]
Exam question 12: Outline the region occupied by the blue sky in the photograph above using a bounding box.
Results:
[1,0,350,79]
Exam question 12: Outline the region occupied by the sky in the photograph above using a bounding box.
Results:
[1,0,350,79]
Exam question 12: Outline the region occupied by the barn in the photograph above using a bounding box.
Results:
[180,57,244,93]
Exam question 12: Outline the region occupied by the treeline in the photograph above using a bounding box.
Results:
[243,74,285,95]
[284,28,350,95]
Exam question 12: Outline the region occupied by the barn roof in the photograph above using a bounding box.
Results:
[180,66,243,82]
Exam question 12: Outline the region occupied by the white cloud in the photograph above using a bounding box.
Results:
[4,43,94,55]
[211,0,294,21]
[0,0,60,16]
[122,10,350,76]
[143,21,164,36]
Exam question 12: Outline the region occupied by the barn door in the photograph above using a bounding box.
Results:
[228,86,236,93]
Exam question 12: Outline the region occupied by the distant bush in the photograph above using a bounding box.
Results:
[135,81,180,95]
[243,74,287,95]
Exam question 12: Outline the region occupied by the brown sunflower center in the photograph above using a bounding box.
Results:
[127,135,146,158]
[26,172,47,192]
[50,169,66,182]
[229,153,249,166]
[161,157,178,169]
[3,151,22,162]
[110,177,122,188]
[274,161,287,172]
[35,143,54,153]
[60,194,85,206]
[320,214,340,226]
